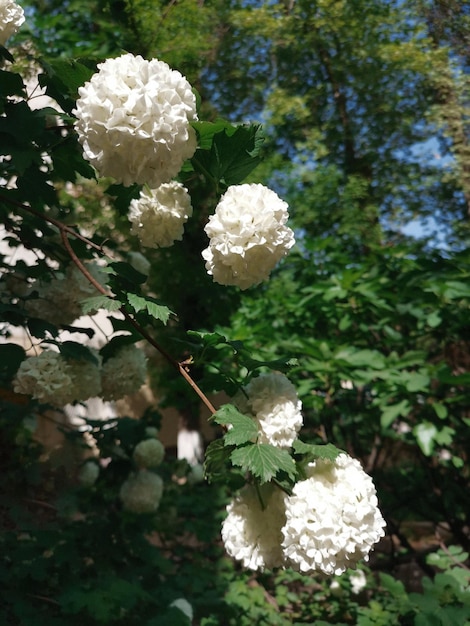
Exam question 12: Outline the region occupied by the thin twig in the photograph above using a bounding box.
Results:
[5,194,218,415]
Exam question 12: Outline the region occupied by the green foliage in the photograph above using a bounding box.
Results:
[2,2,470,626]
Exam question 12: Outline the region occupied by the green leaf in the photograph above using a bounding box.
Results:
[0,343,26,382]
[413,422,437,456]
[292,440,343,462]
[193,124,264,186]
[406,371,431,392]
[380,399,411,429]
[126,293,172,325]
[38,58,95,114]
[0,69,26,99]
[59,341,99,364]
[108,261,147,285]
[230,443,296,484]
[81,295,121,314]
[433,402,448,420]
[213,404,258,445]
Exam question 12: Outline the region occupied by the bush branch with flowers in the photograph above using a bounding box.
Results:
[1,3,468,625]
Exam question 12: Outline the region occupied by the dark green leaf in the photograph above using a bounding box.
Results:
[213,404,258,445]
[230,443,296,483]
[292,440,343,462]
[0,343,26,382]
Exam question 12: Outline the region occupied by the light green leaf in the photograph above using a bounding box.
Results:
[213,404,258,445]
[292,440,343,462]
[81,295,121,314]
[230,443,296,484]
[406,371,431,392]
[126,293,172,325]
[380,399,411,429]
[413,422,437,456]
[433,402,448,420]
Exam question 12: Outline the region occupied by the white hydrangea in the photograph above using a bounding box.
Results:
[234,373,303,448]
[221,483,287,571]
[128,182,193,248]
[101,344,147,400]
[281,454,386,575]
[119,470,164,513]
[26,263,104,326]
[78,461,100,487]
[0,0,25,46]
[13,350,75,406]
[133,438,165,468]
[202,183,295,290]
[74,53,198,187]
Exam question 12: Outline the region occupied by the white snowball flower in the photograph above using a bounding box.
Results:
[202,183,295,290]
[0,0,25,46]
[128,182,193,248]
[74,53,198,187]
[234,373,303,448]
[133,438,165,468]
[13,350,75,406]
[222,483,287,571]
[26,263,105,326]
[78,461,100,487]
[101,344,147,400]
[120,470,164,513]
[281,454,386,575]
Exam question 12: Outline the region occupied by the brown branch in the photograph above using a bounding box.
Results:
[4,194,218,416]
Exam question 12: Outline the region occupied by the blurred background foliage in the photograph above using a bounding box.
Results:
[2,0,469,623]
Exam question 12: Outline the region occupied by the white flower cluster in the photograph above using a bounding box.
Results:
[222,454,386,575]
[13,344,146,406]
[0,0,25,46]
[222,483,287,571]
[74,53,197,187]
[133,438,165,468]
[282,454,386,575]
[13,350,101,406]
[202,183,295,290]
[234,373,303,448]
[13,351,75,406]
[101,344,147,400]
[119,469,163,513]
[26,263,104,326]
[128,182,193,248]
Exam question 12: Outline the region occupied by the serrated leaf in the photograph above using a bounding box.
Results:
[230,443,296,484]
[126,293,172,325]
[193,124,264,186]
[213,404,258,445]
[292,440,343,462]
[81,295,121,314]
